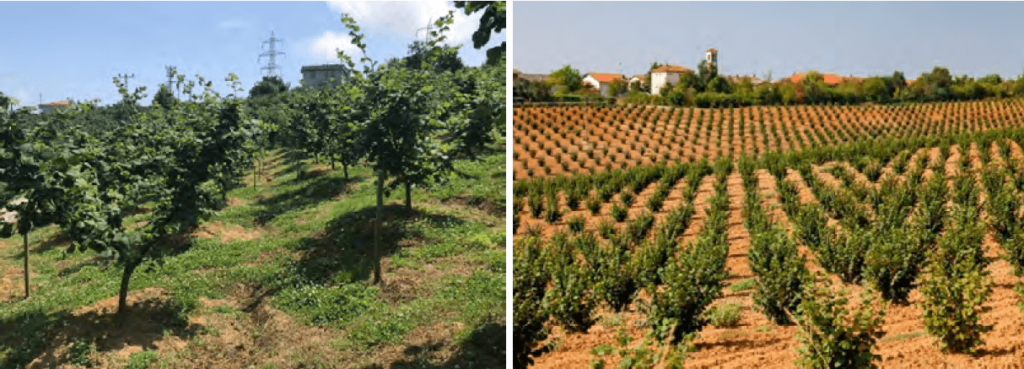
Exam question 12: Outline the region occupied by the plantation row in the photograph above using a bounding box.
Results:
[513,125,1024,368]
[1,13,503,321]
[512,98,1024,179]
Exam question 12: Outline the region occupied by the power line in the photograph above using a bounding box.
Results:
[117,73,136,90]
[258,31,285,78]
[415,18,436,43]
[165,66,177,96]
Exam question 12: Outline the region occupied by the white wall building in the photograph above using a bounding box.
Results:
[627,75,647,91]
[582,73,626,97]
[650,65,692,95]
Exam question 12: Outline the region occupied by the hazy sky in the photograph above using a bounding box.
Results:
[514,1,1024,81]
[0,1,504,108]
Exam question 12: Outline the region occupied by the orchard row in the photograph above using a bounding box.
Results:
[513,98,1024,179]
[514,126,1024,368]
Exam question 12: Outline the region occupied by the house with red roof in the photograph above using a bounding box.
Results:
[787,72,861,86]
[38,100,75,114]
[583,72,626,97]
[628,74,647,89]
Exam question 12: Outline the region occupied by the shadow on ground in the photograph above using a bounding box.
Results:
[284,204,467,285]
[0,296,202,369]
[359,322,506,369]
[253,173,362,226]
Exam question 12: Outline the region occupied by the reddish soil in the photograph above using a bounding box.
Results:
[514,100,1024,180]
[525,143,1024,368]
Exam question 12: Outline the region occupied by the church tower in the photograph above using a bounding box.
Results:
[706,48,718,66]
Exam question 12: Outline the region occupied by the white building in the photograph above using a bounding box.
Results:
[706,48,718,67]
[650,65,692,95]
[627,75,647,90]
[582,73,626,97]
[300,64,350,89]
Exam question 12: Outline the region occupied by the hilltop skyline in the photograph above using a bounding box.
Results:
[514,2,1024,81]
[0,1,505,108]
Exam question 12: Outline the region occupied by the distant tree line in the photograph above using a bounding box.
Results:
[514,61,1024,108]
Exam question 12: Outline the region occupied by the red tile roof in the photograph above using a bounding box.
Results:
[587,73,625,83]
[40,100,73,107]
[789,73,850,86]
[651,65,692,74]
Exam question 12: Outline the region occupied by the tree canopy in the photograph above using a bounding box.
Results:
[248,75,290,99]
[454,1,505,66]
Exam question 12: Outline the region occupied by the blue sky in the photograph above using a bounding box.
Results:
[0,1,505,108]
[514,2,1024,81]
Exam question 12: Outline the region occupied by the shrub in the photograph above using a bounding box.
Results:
[586,194,602,215]
[620,189,635,207]
[986,186,1023,244]
[567,214,585,233]
[707,303,743,327]
[566,187,584,210]
[816,226,869,284]
[513,212,520,234]
[624,211,655,244]
[632,233,673,289]
[936,206,988,276]
[659,203,695,241]
[776,179,801,215]
[544,192,562,224]
[874,184,914,231]
[646,188,668,213]
[792,204,828,251]
[528,191,543,217]
[748,225,810,325]
[591,243,637,312]
[793,277,886,369]
[1002,231,1024,276]
[649,232,728,344]
[597,184,616,202]
[543,256,596,334]
[610,202,629,222]
[862,159,882,182]
[863,227,927,304]
[918,205,993,353]
[920,251,993,354]
[513,236,551,369]
[597,218,616,240]
[914,172,948,245]
[952,174,980,208]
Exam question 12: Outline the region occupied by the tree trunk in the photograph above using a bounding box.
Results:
[331,155,336,170]
[254,158,259,189]
[117,261,138,325]
[405,180,412,210]
[23,232,29,299]
[343,163,349,180]
[373,171,384,285]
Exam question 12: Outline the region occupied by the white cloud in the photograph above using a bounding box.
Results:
[325,1,483,48]
[9,88,34,108]
[310,31,361,62]
[218,19,249,30]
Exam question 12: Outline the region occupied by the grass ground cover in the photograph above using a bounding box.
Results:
[0,143,506,369]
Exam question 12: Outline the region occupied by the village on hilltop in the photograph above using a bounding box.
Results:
[510,48,973,108]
